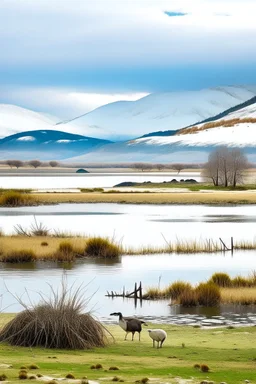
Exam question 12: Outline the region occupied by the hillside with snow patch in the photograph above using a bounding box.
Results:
[67,96,256,163]
[57,86,256,140]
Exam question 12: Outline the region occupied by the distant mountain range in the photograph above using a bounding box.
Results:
[0,85,256,163]
[67,95,256,163]
[56,85,256,140]
[1,86,256,141]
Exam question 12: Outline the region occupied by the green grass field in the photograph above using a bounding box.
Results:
[0,316,255,384]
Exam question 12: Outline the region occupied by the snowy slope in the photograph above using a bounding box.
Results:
[67,97,256,163]
[0,104,56,137]
[57,86,256,140]
[0,104,94,138]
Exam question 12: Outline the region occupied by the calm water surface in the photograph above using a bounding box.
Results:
[0,172,202,189]
[0,252,256,321]
[0,204,256,247]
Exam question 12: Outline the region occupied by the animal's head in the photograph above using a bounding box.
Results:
[110,312,122,316]
[147,329,152,333]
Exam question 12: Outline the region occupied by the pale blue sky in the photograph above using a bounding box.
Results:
[0,0,255,118]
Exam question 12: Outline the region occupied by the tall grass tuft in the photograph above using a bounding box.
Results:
[84,237,121,258]
[209,272,232,287]
[179,288,198,307]
[196,283,221,306]
[54,241,75,262]
[166,281,193,300]
[0,279,111,349]
[0,250,36,263]
[232,276,250,287]
[0,191,35,207]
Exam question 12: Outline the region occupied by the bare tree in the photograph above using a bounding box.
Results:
[49,161,59,167]
[172,163,185,174]
[228,149,249,187]
[5,160,24,169]
[28,160,42,168]
[155,163,165,171]
[204,147,248,187]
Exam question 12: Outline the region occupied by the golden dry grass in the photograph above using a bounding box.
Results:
[32,191,256,205]
[0,237,86,259]
[221,287,256,304]
[179,118,256,135]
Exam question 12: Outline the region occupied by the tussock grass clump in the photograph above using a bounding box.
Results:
[232,276,250,287]
[1,250,36,263]
[166,281,193,300]
[41,241,48,247]
[0,374,7,381]
[209,272,232,287]
[221,287,256,305]
[0,191,35,207]
[179,289,198,307]
[109,367,119,371]
[65,374,75,379]
[196,283,221,306]
[95,364,103,369]
[200,364,210,372]
[84,237,121,258]
[28,376,37,380]
[0,280,111,349]
[54,241,76,262]
[19,372,28,380]
[28,364,39,370]
[194,364,200,369]
[20,367,27,370]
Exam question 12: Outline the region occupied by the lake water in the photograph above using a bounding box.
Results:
[1,252,256,325]
[0,172,202,189]
[0,203,256,247]
[0,203,256,325]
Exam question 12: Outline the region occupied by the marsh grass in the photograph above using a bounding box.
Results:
[0,250,36,263]
[221,287,256,305]
[0,191,36,207]
[84,237,121,258]
[208,272,232,287]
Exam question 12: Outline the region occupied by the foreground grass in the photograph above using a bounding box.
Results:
[0,318,255,384]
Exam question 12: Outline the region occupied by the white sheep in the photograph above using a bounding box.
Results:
[147,329,167,348]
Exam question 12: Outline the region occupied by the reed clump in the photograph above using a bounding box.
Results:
[209,272,232,287]
[84,237,121,258]
[166,281,193,300]
[196,283,221,306]
[0,249,36,263]
[54,241,76,262]
[0,191,36,207]
[0,281,111,349]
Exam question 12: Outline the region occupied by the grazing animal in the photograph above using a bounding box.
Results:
[148,329,167,348]
[110,312,147,341]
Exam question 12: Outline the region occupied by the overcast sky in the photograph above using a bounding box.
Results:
[1,0,255,118]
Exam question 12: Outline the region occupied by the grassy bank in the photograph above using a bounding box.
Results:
[144,273,256,305]
[2,235,256,262]
[32,191,256,205]
[0,317,255,384]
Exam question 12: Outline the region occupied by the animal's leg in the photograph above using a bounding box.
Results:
[124,332,129,341]
[160,337,166,348]
[157,341,160,349]
[139,332,141,341]
[132,331,135,341]
[153,340,155,348]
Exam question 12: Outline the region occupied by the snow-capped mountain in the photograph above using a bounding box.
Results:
[0,130,111,160]
[67,96,256,163]
[57,86,256,140]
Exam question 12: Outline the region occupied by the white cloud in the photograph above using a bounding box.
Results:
[0,0,255,67]
[0,86,148,118]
